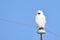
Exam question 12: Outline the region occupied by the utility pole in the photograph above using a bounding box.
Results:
[40,33,42,40]
[38,29,46,40]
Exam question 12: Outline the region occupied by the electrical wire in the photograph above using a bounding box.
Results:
[46,29,60,38]
[0,18,33,27]
[0,18,60,39]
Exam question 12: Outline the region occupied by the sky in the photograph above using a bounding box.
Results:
[0,0,60,40]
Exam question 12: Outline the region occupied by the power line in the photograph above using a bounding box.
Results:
[0,18,60,39]
[0,18,33,27]
[46,29,60,38]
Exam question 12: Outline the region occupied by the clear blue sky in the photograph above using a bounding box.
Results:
[0,0,60,40]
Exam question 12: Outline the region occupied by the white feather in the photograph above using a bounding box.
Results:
[35,10,46,29]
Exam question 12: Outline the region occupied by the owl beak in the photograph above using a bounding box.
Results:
[38,13,41,15]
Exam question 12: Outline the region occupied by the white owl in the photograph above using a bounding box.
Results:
[35,10,46,30]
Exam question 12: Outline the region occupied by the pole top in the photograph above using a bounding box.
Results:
[38,29,46,34]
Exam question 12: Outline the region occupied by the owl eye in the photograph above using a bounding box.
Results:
[38,13,41,15]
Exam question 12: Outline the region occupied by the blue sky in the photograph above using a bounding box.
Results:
[0,0,60,40]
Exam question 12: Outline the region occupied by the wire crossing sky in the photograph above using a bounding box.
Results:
[0,18,60,39]
[0,0,60,40]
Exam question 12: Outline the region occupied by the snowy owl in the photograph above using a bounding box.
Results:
[35,10,46,30]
